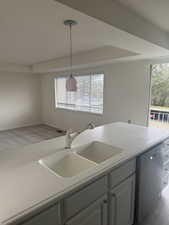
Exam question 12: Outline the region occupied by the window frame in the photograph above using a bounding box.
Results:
[54,72,105,115]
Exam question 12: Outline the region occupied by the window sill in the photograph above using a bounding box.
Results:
[55,107,103,116]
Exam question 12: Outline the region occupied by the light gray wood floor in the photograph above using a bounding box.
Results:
[140,185,169,225]
[0,124,65,151]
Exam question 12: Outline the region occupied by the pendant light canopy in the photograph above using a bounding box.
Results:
[64,19,77,92]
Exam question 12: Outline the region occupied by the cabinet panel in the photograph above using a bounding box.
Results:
[22,204,61,225]
[63,176,107,220]
[65,195,107,225]
[110,175,135,225]
[110,159,136,188]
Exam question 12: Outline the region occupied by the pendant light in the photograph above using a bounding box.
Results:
[64,19,77,92]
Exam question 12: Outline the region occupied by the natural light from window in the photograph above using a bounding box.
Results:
[150,63,169,129]
[55,73,104,114]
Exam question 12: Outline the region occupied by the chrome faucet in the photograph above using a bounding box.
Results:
[65,122,95,149]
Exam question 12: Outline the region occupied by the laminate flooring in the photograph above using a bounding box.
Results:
[0,124,65,151]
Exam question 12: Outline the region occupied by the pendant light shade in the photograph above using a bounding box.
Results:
[66,74,77,92]
[64,19,77,92]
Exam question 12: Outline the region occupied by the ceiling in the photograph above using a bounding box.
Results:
[0,0,137,65]
[117,0,169,32]
[0,0,105,65]
[0,0,169,68]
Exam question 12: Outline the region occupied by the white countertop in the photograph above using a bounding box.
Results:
[0,122,169,225]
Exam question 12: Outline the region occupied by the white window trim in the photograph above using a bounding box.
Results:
[54,72,104,115]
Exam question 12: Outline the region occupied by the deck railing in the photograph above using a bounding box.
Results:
[150,110,169,123]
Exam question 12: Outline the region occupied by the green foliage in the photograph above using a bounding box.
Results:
[151,63,169,107]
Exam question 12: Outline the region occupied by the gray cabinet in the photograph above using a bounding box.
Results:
[21,204,61,225]
[20,159,136,225]
[110,175,135,225]
[110,159,136,188]
[65,195,108,225]
[63,176,107,221]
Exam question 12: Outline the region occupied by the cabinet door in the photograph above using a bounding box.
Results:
[65,196,107,225]
[110,175,135,225]
[63,176,107,220]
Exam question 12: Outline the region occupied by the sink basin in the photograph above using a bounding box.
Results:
[39,141,123,178]
[39,151,97,178]
[76,141,123,163]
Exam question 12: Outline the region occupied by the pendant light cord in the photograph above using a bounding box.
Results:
[64,19,77,91]
[69,23,73,77]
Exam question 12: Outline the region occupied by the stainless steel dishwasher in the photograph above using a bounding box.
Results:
[135,143,163,224]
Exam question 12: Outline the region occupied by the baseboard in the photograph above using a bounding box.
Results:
[42,122,66,134]
[0,122,43,132]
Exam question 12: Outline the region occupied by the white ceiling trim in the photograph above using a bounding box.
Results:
[33,54,169,75]
[0,63,31,73]
[32,45,138,73]
[32,55,142,74]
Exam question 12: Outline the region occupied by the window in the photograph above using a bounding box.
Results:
[55,73,104,114]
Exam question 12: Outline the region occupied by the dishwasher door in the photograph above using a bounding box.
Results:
[136,143,163,224]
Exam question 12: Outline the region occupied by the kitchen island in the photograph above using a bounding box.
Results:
[0,122,169,225]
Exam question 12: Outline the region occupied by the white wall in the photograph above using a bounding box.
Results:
[0,72,41,131]
[41,60,151,131]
